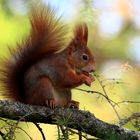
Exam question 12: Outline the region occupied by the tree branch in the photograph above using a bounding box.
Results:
[0,100,139,140]
[119,113,140,126]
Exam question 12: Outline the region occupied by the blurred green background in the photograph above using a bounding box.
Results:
[0,0,140,139]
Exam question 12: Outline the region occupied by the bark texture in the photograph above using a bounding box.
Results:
[0,100,139,140]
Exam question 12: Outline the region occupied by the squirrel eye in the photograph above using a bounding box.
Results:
[82,54,88,61]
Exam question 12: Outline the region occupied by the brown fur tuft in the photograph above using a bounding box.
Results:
[74,24,88,44]
[0,4,67,102]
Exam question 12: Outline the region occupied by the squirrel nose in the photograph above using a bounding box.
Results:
[90,65,95,73]
[82,64,95,73]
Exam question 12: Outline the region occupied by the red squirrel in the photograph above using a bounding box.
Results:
[0,4,95,108]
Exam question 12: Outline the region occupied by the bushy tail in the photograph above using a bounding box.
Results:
[0,4,67,102]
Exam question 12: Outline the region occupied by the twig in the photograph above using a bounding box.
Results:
[68,128,101,140]
[34,123,46,140]
[94,74,121,120]
[0,131,5,137]
[114,101,140,107]
[79,130,82,140]
[75,88,117,106]
[60,125,69,140]
[119,112,140,126]
[57,125,61,139]
[17,127,33,140]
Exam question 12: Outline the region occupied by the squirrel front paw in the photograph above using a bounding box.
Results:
[82,74,94,86]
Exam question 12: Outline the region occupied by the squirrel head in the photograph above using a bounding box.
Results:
[68,24,95,76]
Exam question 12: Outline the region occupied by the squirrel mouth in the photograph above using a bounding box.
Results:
[82,71,90,76]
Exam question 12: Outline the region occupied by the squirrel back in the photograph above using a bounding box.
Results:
[0,4,67,102]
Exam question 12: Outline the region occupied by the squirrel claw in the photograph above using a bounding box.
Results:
[45,99,56,109]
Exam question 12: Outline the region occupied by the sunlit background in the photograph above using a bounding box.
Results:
[0,0,140,139]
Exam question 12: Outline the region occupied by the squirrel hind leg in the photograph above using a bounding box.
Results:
[67,100,79,109]
[25,77,56,108]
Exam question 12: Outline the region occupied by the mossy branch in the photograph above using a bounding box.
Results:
[0,100,139,140]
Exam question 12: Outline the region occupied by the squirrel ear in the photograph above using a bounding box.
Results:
[74,23,88,45]
[68,23,88,54]
[68,41,77,55]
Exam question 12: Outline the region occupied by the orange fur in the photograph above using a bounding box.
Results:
[0,4,66,101]
[0,4,95,108]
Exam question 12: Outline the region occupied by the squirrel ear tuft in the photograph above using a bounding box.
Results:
[74,23,88,45]
[68,23,88,52]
